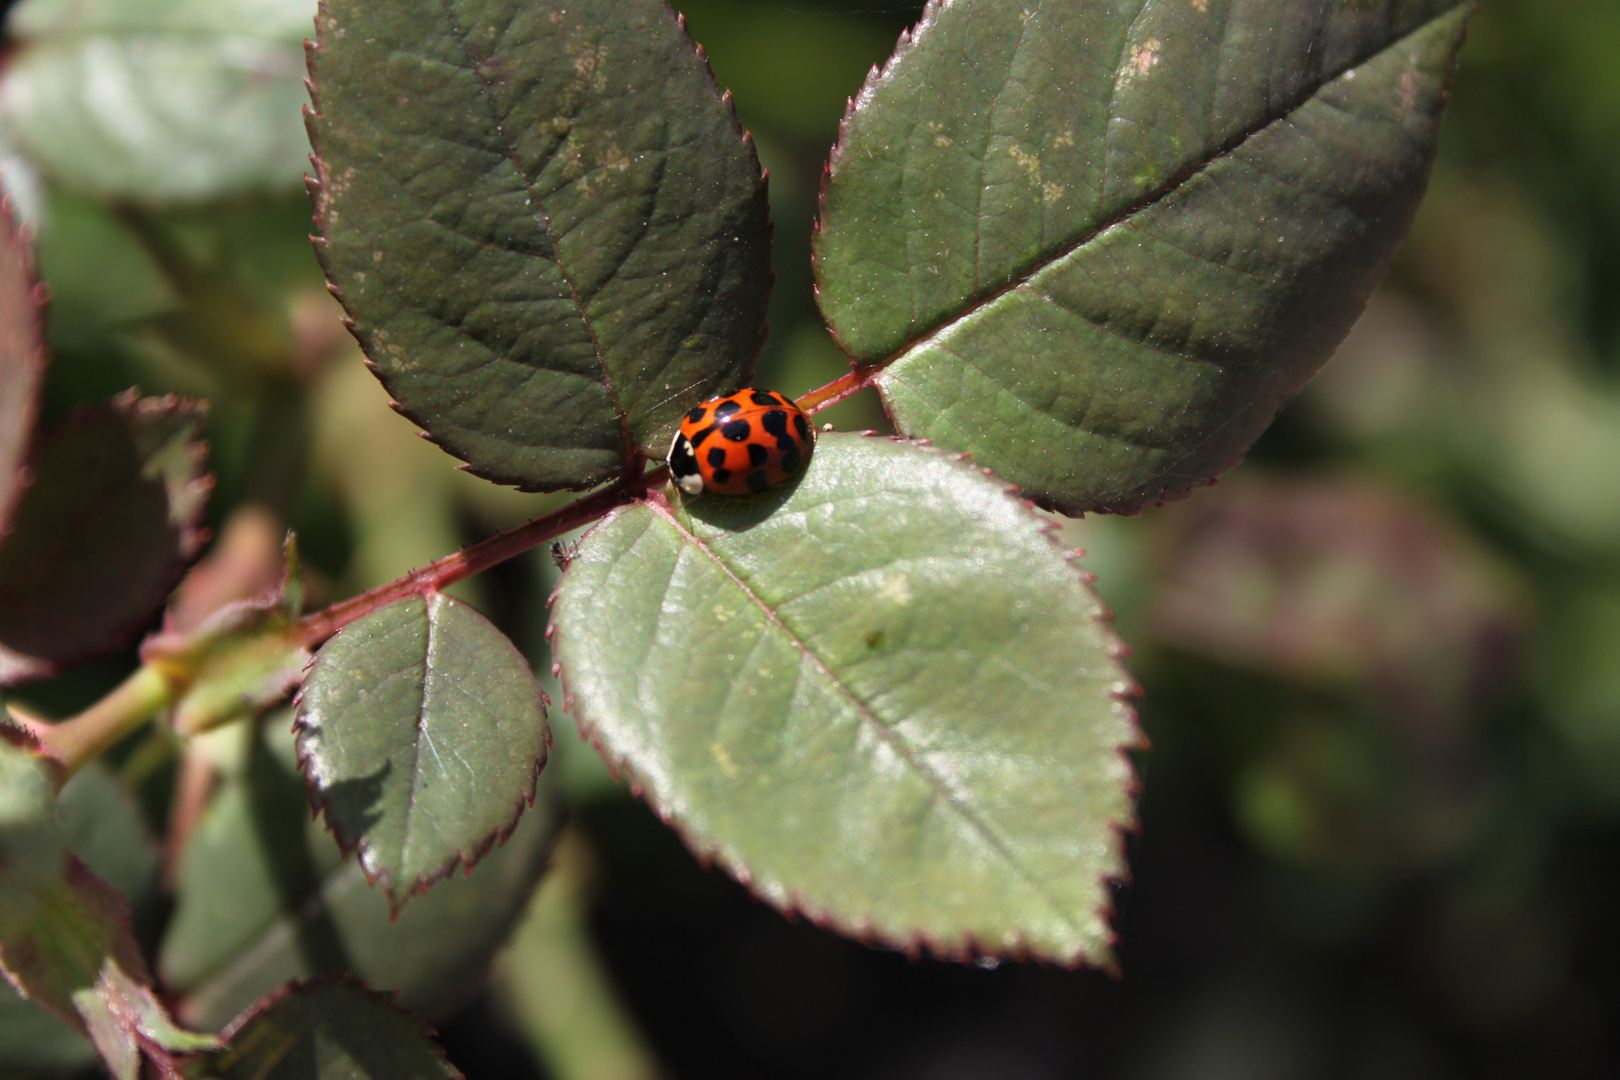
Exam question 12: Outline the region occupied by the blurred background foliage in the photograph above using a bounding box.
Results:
[2,0,1619,1077]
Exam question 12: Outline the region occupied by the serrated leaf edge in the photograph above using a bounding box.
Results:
[547,433,1145,967]
[301,0,773,493]
[812,1,1475,516]
[215,974,464,1078]
[291,594,551,914]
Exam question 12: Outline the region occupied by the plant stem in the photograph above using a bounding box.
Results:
[291,363,874,651]
[294,467,667,649]
[23,665,181,781]
[794,364,879,414]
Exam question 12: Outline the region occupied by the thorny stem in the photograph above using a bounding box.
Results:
[26,364,875,778]
[293,466,668,649]
[289,369,874,649]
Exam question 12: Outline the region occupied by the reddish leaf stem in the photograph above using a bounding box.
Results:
[293,468,666,649]
[795,363,879,415]
[290,365,875,652]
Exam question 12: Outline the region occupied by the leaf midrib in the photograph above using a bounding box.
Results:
[436,0,636,471]
[849,2,1471,375]
[645,496,1085,936]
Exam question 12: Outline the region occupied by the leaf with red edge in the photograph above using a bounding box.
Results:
[206,978,461,1079]
[814,0,1474,514]
[295,594,550,911]
[306,0,773,493]
[0,392,210,685]
[550,434,1141,965]
[0,202,45,541]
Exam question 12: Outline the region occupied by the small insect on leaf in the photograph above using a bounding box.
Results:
[666,389,815,497]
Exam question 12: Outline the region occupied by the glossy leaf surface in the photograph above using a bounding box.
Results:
[815,0,1474,513]
[296,594,549,908]
[0,205,44,540]
[0,0,315,201]
[164,718,556,1031]
[208,980,460,1080]
[0,393,209,685]
[551,434,1140,964]
[307,0,773,492]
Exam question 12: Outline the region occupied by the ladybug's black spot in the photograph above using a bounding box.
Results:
[745,469,770,493]
[747,443,769,467]
[707,446,727,468]
[668,435,698,477]
[686,406,705,423]
[795,413,812,442]
[721,420,752,442]
[712,468,732,485]
[749,390,779,407]
[761,409,796,451]
[714,400,742,419]
[780,445,801,475]
[689,424,718,448]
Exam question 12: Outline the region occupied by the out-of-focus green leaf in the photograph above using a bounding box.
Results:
[1149,474,1529,725]
[550,434,1140,965]
[144,539,310,736]
[0,392,210,685]
[163,718,557,1031]
[306,0,773,492]
[0,761,159,1074]
[0,732,149,1039]
[0,204,45,540]
[206,979,460,1080]
[815,0,1473,514]
[0,0,316,202]
[296,594,549,908]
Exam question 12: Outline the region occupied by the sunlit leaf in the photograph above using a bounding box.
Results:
[307,0,773,493]
[162,718,557,1031]
[0,204,44,540]
[0,392,210,685]
[207,979,460,1080]
[815,0,1474,514]
[296,594,549,908]
[0,0,316,201]
[550,434,1140,964]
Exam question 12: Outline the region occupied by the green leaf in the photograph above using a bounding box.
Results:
[0,392,210,685]
[307,0,773,492]
[206,979,460,1080]
[814,0,1474,514]
[0,732,150,1036]
[0,0,316,201]
[295,594,549,909]
[162,716,557,1031]
[0,205,45,540]
[0,762,159,1074]
[549,434,1141,964]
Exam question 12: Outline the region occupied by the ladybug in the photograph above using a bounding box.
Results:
[667,389,815,496]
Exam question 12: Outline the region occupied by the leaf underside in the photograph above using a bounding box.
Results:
[550,434,1141,965]
[0,0,315,201]
[296,593,549,909]
[0,394,209,686]
[815,0,1475,514]
[307,0,773,492]
[0,203,44,540]
[207,979,462,1080]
